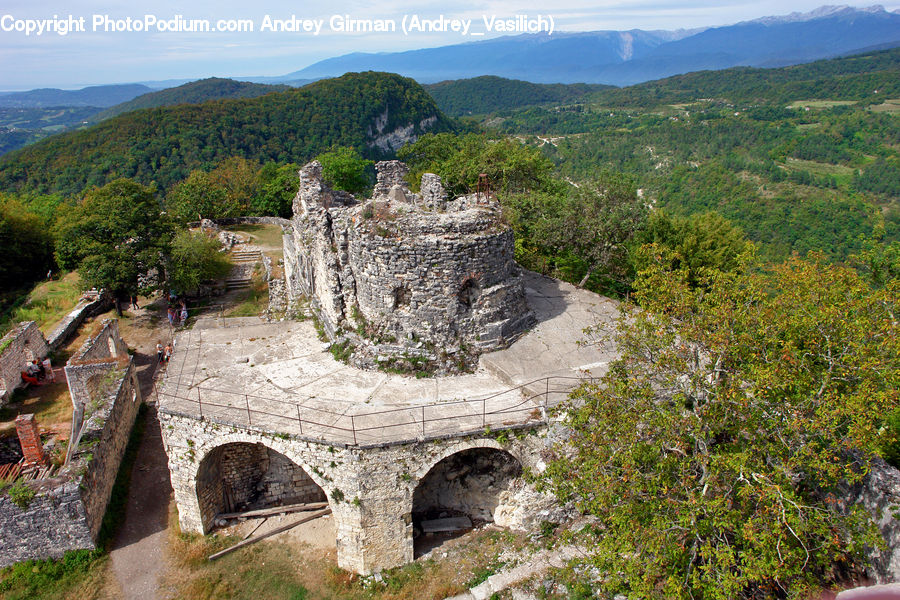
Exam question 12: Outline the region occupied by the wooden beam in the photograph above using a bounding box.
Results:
[208,508,331,561]
[216,501,329,521]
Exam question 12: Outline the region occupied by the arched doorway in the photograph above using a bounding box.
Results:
[412,447,522,555]
[195,442,326,531]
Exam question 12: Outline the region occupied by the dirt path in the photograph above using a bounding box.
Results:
[108,305,175,600]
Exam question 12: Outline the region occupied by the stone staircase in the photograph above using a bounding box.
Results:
[226,249,263,291]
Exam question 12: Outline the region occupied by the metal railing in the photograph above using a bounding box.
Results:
[157,375,591,446]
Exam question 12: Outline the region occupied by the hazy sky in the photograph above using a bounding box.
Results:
[0,1,898,89]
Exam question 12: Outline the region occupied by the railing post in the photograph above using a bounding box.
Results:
[245,394,252,425]
[351,415,357,446]
[197,387,203,419]
[421,406,426,438]
[296,405,303,435]
[482,398,486,428]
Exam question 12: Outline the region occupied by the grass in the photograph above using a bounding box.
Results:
[0,550,114,600]
[164,505,524,600]
[225,272,269,318]
[870,98,900,114]
[0,272,83,337]
[225,224,285,251]
[789,100,857,109]
[0,382,74,442]
[782,157,856,185]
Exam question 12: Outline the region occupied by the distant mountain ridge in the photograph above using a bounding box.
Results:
[95,78,290,120]
[0,84,152,108]
[283,5,900,85]
[0,72,453,198]
[424,76,610,116]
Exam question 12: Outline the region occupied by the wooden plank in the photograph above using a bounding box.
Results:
[208,508,331,561]
[420,516,472,534]
[216,501,329,520]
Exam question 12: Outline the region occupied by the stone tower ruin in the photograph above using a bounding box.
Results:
[283,160,535,372]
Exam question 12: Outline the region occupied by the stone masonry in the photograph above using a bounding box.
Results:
[0,321,49,406]
[0,319,142,567]
[283,160,535,373]
[160,411,551,574]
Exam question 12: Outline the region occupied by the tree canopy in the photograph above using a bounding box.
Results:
[55,179,172,296]
[542,251,899,598]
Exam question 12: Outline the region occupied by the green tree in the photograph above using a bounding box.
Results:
[534,175,648,289]
[398,133,555,196]
[55,179,171,301]
[167,230,233,295]
[0,198,55,291]
[630,210,752,287]
[165,170,236,224]
[542,252,899,598]
[252,162,299,218]
[316,146,374,195]
[209,156,262,214]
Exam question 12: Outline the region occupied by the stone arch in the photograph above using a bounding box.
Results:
[194,439,327,532]
[411,445,522,552]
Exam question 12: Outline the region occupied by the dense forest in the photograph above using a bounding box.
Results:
[483,49,900,264]
[424,76,608,116]
[93,78,291,120]
[0,72,454,198]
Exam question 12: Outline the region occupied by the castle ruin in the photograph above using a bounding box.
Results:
[283,160,536,373]
[158,160,620,574]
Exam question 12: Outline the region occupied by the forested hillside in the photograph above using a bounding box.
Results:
[424,76,608,116]
[0,72,453,198]
[95,78,291,120]
[487,48,900,263]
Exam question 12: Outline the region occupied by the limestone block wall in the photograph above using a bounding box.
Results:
[0,356,142,566]
[283,160,535,370]
[45,298,109,353]
[159,409,550,575]
[0,321,50,406]
[71,360,143,539]
[0,480,93,567]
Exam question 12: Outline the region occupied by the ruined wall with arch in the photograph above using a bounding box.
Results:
[160,410,556,575]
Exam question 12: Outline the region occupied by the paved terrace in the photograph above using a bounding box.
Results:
[157,272,619,447]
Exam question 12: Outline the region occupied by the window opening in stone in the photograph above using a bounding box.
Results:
[195,442,327,533]
[392,285,411,310]
[457,278,481,310]
[412,447,521,557]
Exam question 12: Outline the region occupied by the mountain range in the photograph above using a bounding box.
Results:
[283,5,900,85]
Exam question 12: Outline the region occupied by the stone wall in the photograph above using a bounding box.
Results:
[160,410,553,574]
[0,479,93,566]
[283,160,535,372]
[0,321,50,406]
[195,442,327,523]
[0,345,142,566]
[46,298,109,353]
[186,216,293,229]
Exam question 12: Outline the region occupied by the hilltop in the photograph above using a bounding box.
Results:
[0,72,453,198]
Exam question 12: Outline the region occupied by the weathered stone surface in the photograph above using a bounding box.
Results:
[420,173,447,210]
[0,320,142,567]
[283,160,536,373]
[160,411,549,575]
[845,458,900,583]
[0,321,49,406]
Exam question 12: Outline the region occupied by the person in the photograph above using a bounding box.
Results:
[180,305,188,324]
[131,295,139,310]
[33,359,46,380]
[21,370,39,385]
[156,341,164,363]
[164,343,172,363]
[167,306,175,326]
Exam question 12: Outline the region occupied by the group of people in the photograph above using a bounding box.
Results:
[156,341,173,364]
[166,297,189,327]
[20,358,50,386]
